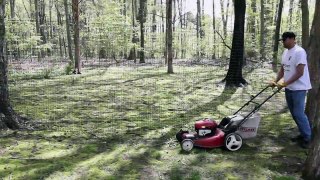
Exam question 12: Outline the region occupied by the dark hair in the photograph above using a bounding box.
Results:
[281,32,296,40]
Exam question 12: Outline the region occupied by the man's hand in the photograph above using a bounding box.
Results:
[276,82,287,88]
[268,80,277,87]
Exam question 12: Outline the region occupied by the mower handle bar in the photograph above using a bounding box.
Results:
[235,85,283,128]
[233,85,281,115]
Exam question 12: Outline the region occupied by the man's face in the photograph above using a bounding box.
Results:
[282,37,295,49]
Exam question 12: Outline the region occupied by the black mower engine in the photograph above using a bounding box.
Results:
[194,118,218,137]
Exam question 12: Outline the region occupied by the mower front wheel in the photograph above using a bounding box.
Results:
[224,133,243,151]
[181,139,194,152]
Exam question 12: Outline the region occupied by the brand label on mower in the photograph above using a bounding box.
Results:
[239,127,256,132]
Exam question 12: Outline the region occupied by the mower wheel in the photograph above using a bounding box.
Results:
[224,133,243,151]
[181,139,194,152]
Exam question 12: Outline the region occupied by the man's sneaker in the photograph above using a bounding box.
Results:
[290,135,303,142]
[299,140,311,149]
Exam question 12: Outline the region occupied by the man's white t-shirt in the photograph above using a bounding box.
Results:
[281,45,312,90]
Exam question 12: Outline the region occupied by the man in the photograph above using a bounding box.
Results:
[271,32,312,149]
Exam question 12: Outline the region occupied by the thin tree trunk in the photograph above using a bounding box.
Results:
[139,0,146,63]
[288,0,294,30]
[39,0,46,57]
[49,0,53,40]
[260,0,265,60]
[64,0,73,63]
[161,0,166,60]
[34,0,41,60]
[177,0,183,59]
[303,1,320,179]
[220,0,230,58]
[128,0,137,61]
[212,0,216,59]
[196,0,201,60]
[56,4,63,57]
[248,0,256,46]
[0,0,20,130]
[9,0,15,19]
[140,19,145,63]
[151,0,156,58]
[167,0,173,73]
[272,0,284,66]
[301,0,309,50]
[72,0,81,74]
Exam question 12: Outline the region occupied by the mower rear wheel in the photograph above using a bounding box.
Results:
[224,133,242,151]
[181,139,194,152]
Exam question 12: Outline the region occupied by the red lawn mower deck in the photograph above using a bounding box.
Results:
[176,86,282,152]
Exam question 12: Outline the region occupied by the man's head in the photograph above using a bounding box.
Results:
[280,32,296,49]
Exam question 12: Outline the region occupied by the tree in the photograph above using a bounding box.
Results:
[212,0,216,59]
[56,3,64,57]
[302,1,320,179]
[138,0,147,63]
[151,0,156,58]
[196,0,201,59]
[272,0,284,66]
[166,0,173,73]
[128,0,138,62]
[177,0,184,59]
[9,0,15,19]
[220,0,230,58]
[260,0,265,60]
[288,0,294,30]
[301,0,309,50]
[224,0,247,87]
[72,0,81,74]
[64,0,73,63]
[0,0,20,129]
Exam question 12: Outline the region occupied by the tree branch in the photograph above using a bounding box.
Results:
[215,30,231,50]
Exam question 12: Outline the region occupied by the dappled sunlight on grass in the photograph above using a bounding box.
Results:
[0,62,308,179]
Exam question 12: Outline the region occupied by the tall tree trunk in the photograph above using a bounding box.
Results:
[138,0,147,63]
[56,4,63,57]
[220,0,230,58]
[196,0,201,60]
[288,0,294,30]
[128,0,137,61]
[302,1,320,179]
[305,2,320,128]
[260,0,265,61]
[0,0,20,130]
[151,0,156,58]
[225,0,247,87]
[272,0,284,65]
[72,0,81,74]
[34,0,41,60]
[140,19,145,63]
[212,0,216,59]
[167,0,173,73]
[248,0,256,47]
[177,0,183,59]
[9,0,18,60]
[39,0,46,57]
[9,0,15,19]
[49,0,53,40]
[301,0,309,50]
[161,0,166,60]
[64,0,73,63]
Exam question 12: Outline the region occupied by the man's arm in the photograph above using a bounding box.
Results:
[284,64,305,86]
[275,66,284,83]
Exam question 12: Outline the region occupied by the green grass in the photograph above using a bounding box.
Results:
[0,62,307,179]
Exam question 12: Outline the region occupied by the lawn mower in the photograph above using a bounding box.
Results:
[176,85,282,152]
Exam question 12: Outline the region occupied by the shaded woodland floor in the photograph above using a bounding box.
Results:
[0,59,308,179]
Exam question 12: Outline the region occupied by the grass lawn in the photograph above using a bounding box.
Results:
[0,60,307,179]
